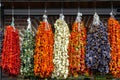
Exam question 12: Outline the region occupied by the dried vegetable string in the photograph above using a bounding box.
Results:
[20,29,35,76]
[85,13,110,73]
[108,17,120,78]
[2,26,20,75]
[34,21,54,78]
[68,21,88,77]
[52,19,70,79]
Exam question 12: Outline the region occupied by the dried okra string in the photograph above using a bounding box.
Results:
[20,29,35,76]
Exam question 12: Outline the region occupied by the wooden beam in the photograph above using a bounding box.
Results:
[4,8,119,15]
[1,0,120,2]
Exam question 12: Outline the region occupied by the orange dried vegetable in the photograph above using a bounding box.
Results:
[68,21,88,77]
[34,21,54,78]
[108,17,120,78]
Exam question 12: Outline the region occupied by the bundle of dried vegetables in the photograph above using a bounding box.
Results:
[85,13,110,73]
[2,26,20,75]
[68,13,88,77]
[108,17,120,78]
[34,21,54,78]
[52,14,70,79]
[20,18,35,76]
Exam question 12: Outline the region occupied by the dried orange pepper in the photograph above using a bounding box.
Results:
[34,21,54,78]
[108,17,120,78]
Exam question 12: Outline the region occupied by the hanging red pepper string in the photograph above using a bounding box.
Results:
[108,17,120,78]
[2,26,20,76]
[34,22,54,78]
[68,21,89,77]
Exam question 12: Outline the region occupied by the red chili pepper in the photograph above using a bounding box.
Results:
[2,26,20,76]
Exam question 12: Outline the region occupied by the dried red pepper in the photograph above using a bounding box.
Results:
[34,21,54,78]
[2,25,20,76]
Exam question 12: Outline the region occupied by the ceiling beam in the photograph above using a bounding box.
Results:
[1,0,119,2]
[4,8,120,15]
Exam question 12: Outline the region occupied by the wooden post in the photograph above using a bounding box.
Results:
[0,2,4,80]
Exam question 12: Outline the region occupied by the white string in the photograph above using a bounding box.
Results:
[28,6,30,18]
[76,9,82,32]
[43,8,48,22]
[27,6,31,31]
[110,1,115,18]
[59,13,64,21]
[93,12,100,26]
[59,8,64,20]
[43,3,49,30]
[75,12,82,22]
[27,17,31,31]
[11,6,15,29]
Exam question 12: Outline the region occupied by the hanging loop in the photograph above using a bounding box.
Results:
[43,2,48,22]
[11,5,15,29]
[76,12,82,22]
[43,14,48,22]
[43,8,48,22]
[110,1,115,18]
[60,7,64,20]
[27,17,31,31]
[28,6,30,18]
[94,0,97,13]
[27,3,31,31]
[59,13,64,20]
[93,12,100,26]
[11,16,14,27]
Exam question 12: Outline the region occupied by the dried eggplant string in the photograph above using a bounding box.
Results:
[2,26,20,75]
[34,21,54,78]
[52,18,70,79]
[86,13,110,73]
[108,17,120,78]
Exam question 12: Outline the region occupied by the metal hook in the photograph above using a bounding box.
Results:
[44,2,47,15]
[59,1,64,20]
[43,2,48,22]
[77,2,80,13]
[110,1,115,18]
[28,5,30,18]
[94,0,97,13]
[111,1,113,13]
[61,2,63,14]
[11,4,15,28]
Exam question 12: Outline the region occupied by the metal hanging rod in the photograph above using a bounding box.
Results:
[4,8,120,16]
